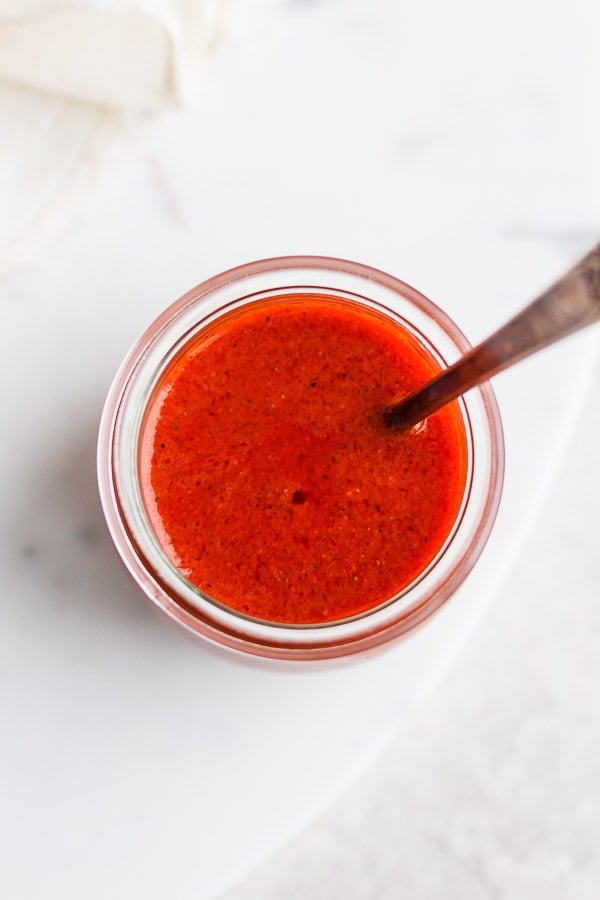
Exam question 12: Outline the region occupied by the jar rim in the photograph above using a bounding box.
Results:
[98,256,504,662]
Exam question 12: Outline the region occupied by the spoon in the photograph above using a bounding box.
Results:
[384,243,600,432]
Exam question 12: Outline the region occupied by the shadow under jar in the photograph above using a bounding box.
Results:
[97,256,504,662]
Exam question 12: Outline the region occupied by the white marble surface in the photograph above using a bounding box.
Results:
[0,1,598,898]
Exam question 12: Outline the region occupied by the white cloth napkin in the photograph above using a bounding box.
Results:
[0,1,224,273]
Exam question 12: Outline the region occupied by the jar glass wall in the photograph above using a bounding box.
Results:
[97,257,504,662]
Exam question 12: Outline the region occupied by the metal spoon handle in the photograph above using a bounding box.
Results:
[384,243,600,432]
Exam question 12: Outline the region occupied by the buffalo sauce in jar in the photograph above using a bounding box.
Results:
[138,294,468,625]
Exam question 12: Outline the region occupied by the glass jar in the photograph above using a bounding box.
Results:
[97,256,504,662]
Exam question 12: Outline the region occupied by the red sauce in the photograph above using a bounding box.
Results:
[139,294,468,625]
